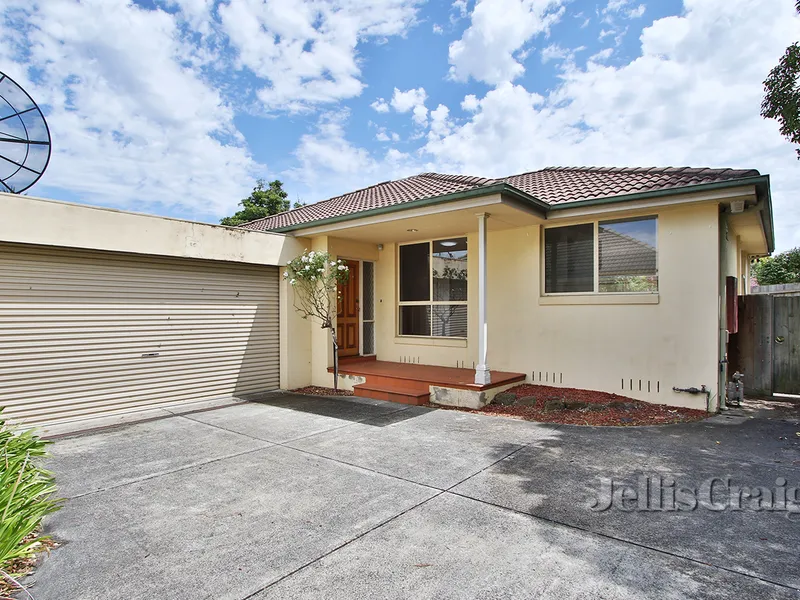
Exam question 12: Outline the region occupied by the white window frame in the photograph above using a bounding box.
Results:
[397,238,468,339]
[541,216,659,296]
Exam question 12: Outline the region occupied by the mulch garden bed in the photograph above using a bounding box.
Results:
[445,384,708,426]
[0,534,58,598]
[291,386,354,397]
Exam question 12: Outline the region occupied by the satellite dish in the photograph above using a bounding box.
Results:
[0,70,51,193]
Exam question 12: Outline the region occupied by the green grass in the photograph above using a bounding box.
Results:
[0,409,62,575]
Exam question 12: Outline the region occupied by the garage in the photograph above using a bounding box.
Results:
[0,241,281,425]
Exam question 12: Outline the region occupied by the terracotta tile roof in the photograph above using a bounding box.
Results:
[241,166,761,232]
[241,173,492,231]
[501,166,761,205]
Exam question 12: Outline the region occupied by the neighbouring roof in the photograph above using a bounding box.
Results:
[240,166,762,232]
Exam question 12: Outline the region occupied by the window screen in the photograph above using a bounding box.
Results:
[400,305,430,336]
[399,243,429,301]
[544,224,594,293]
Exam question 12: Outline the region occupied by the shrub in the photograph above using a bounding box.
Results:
[0,410,62,576]
[752,247,800,286]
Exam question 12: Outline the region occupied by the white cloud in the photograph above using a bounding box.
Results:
[288,110,417,204]
[540,43,568,63]
[390,87,428,112]
[429,104,452,139]
[433,23,444,34]
[412,104,429,126]
[422,0,800,251]
[452,0,469,18]
[589,47,614,63]
[0,0,257,219]
[292,111,374,181]
[374,125,400,142]
[627,4,646,18]
[461,94,480,112]
[389,86,429,125]
[448,0,567,84]
[604,0,628,11]
[371,98,391,112]
[218,0,423,112]
[603,0,646,20]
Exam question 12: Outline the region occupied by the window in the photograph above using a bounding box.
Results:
[544,217,658,294]
[399,238,468,337]
[544,224,594,293]
[599,218,658,292]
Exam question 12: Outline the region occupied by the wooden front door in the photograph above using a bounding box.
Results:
[337,260,359,357]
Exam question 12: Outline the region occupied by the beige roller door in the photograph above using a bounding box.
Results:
[0,242,280,425]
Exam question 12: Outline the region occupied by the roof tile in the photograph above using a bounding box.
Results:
[241,166,761,231]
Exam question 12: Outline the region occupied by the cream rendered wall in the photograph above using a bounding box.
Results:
[280,277,311,390]
[369,203,720,410]
[489,203,720,410]
[0,192,304,266]
[375,238,476,369]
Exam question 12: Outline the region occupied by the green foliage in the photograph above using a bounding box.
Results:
[751,247,800,285]
[0,411,62,574]
[283,250,349,329]
[220,179,290,226]
[761,3,800,158]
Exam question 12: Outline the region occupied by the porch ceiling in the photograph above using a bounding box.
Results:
[293,195,544,244]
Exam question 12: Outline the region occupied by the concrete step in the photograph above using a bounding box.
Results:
[353,382,430,405]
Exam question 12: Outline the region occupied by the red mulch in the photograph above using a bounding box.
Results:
[446,384,709,426]
[292,386,354,397]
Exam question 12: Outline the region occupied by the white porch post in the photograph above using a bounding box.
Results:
[475,212,491,385]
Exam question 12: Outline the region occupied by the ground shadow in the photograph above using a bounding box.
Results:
[243,391,435,427]
[455,402,800,591]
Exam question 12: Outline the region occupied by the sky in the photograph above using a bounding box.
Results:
[1,0,799,252]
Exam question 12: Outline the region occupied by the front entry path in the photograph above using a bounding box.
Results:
[28,394,800,599]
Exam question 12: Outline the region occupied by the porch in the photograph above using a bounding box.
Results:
[330,357,526,406]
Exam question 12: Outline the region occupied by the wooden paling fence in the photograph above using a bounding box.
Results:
[730,294,800,396]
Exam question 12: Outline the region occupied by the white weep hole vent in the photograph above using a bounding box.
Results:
[730,199,745,214]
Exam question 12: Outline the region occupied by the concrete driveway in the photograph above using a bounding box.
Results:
[26,393,800,599]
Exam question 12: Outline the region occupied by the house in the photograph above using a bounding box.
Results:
[242,167,774,412]
[0,166,773,427]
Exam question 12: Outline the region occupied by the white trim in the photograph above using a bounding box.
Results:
[358,259,364,357]
[475,212,491,385]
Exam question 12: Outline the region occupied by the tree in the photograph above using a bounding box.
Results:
[220,179,290,226]
[761,1,800,158]
[283,251,350,389]
[751,247,800,285]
